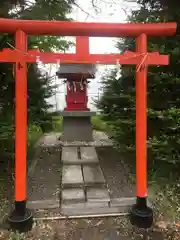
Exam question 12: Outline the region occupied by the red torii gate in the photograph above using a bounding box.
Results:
[0,18,176,232]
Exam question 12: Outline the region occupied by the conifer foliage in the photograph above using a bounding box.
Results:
[0,0,73,162]
[97,0,180,173]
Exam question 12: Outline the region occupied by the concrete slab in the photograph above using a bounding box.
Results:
[59,111,96,117]
[61,147,79,164]
[38,132,60,147]
[86,188,110,202]
[61,201,109,210]
[80,147,99,164]
[33,205,130,219]
[61,189,85,203]
[83,166,106,185]
[62,165,83,187]
[61,205,131,217]
[27,199,59,209]
[110,197,136,207]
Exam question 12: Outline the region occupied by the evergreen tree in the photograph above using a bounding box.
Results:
[97,0,180,177]
[0,0,74,162]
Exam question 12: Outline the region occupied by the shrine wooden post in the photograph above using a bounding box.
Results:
[0,18,176,231]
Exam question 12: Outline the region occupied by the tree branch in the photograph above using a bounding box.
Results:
[73,2,98,19]
[91,0,101,14]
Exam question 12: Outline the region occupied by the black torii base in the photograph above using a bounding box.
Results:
[130,197,153,229]
[8,201,33,233]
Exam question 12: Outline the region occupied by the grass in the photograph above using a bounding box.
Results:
[91,115,108,132]
[28,125,43,148]
[0,124,43,224]
[52,116,63,132]
[0,178,8,226]
[27,125,43,166]
[120,150,180,224]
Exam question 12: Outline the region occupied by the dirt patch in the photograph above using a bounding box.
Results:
[0,217,180,240]
[97,147,135,198]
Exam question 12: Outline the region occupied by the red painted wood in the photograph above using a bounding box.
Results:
[15,30,27,202]
[0,18,176,37]
[0,49,169,65]
[136,34,148,198]
[76,36,89,58]
[65,77,89,111]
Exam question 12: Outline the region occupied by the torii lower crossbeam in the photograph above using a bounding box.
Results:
[0,49,168,65]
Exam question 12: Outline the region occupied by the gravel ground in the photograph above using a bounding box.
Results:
[28,146,61,202]
[0,217,180,239]
[97,147,135,199]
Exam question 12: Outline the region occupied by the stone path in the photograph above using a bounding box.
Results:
[60,144,113,216]
[27,132,136,218]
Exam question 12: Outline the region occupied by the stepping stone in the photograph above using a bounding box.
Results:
[61,147,79,164]
[83,166,106,185]
[80,147,99,164]
[61,188,85,204]
[87,188,110,202]
[62,165,83,187]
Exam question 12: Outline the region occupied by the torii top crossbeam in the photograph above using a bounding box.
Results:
[0,19,176,65]
[0,18,176,36]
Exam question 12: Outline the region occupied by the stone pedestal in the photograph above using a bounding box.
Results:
[59,111,96,142]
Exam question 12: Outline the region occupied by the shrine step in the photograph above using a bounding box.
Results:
[28,197,136,216]
[60,206,129,217]
[61,187,110,204]
[83,165,106,187]
[62,165,84,188]
[61,146,99,165]
[86,188,110,203]
[80,147,99,164]
[32,202,131,220]
[61,188,86,204]
[61,164,107,188]
[61,146,79,165]
[60,197,135,217]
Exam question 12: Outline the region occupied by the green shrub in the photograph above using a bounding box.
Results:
[52,116,63,132]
